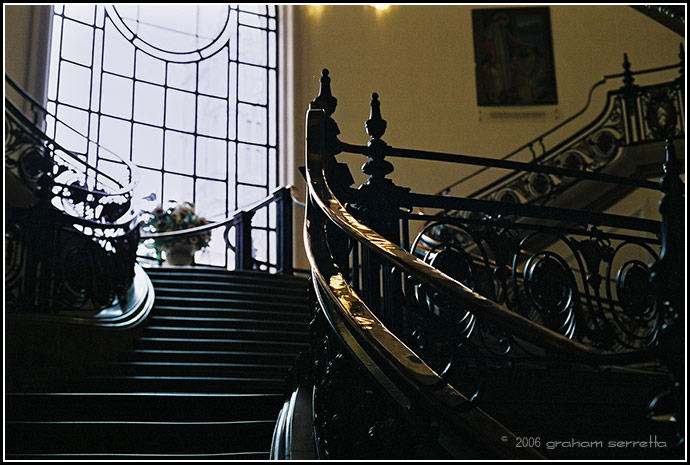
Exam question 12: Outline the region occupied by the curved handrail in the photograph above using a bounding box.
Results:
[5,99,137,201]
[6,74,139,197]
[336,139,662,191]
[305,108,661,368]
[5,106,136,198]
[305,111,544,459]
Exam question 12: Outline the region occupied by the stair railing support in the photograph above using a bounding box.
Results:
[276,187,294,275]
[352,92,410,333]
[650,137,685,358]
[235,210,255,271]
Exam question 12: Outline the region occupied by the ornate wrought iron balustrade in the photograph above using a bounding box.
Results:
[304,102,544,460]
[439,49,684,207]
[303,68,684,458]
[6,75,138,224]
[6,76,142,314]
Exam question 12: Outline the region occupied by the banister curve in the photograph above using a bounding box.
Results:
[304,109,545,459]
[6,74,139,197]
[304,108,660,368]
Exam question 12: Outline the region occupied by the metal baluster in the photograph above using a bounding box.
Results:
[353,92,410,329]
[650,138,685,341]
[234,210,255,271]
[276,187,293,274]
[647,137,685,433]
[621,53,642,143]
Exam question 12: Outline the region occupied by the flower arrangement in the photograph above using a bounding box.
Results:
[144,201,211,255]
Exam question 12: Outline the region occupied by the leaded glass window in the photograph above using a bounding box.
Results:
[46,4,279,268]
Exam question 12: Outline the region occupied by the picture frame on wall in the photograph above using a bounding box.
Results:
[472,6,558,106]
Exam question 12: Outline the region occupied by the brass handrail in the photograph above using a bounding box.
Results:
[305,108,659,370]
[304,109,545,459]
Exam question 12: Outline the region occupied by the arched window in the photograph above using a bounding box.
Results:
[45,5,279,267]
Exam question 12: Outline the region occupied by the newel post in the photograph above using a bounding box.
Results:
[276,187,293,275]
[353,93,410,329]
[649,138,685,380]
[308,69,354,275]
[234,210,255,271]
[356,92,410,241]
[309,69,345,161]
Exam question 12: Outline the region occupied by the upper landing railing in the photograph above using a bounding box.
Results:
[6,75,142,314]
[438,48,684,207]
[302,68,684,459]
[139,185,297,274]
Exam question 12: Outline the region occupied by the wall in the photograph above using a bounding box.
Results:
[288,5,682,192]
[286,4,683,270]
[5,6,33,88]
[4,5,52,106]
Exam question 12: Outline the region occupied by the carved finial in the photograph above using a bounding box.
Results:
[622,54,635,82]
[310,68,338,117]
[361,92,393,179]
[365,92,387,140]
[622,53,635,87]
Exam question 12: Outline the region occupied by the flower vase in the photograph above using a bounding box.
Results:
[166,244,197,266]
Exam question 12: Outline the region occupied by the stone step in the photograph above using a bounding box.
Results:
[152,295,309,312]
[148,315,310,331]
[5,392,284,422]
[13,374,288,394]
[142,325,310,343]
[5,419,276,455]
[134,336,310,354]
[88,361,293,379]
[154,286,309,304]
[120,349,301,366]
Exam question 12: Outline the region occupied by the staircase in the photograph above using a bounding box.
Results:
[5,267,312,459]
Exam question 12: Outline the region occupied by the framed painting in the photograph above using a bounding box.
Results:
[472,7,558,106]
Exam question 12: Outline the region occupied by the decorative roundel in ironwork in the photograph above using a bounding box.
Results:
[616,260,654,319]
[523,252,574,314]
[494,188,522,204]
[105,5,233,63]
[526,172,552,198]
[428,246,476,291]
[17,144,50,185]
[559,149,586,171]
[588,128,621,160]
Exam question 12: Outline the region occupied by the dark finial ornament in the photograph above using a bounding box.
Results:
[621,53,638,116]
[362,92,393,179]
[365,92,387,140]
[310,68,338,117]
[622,53,635,87]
